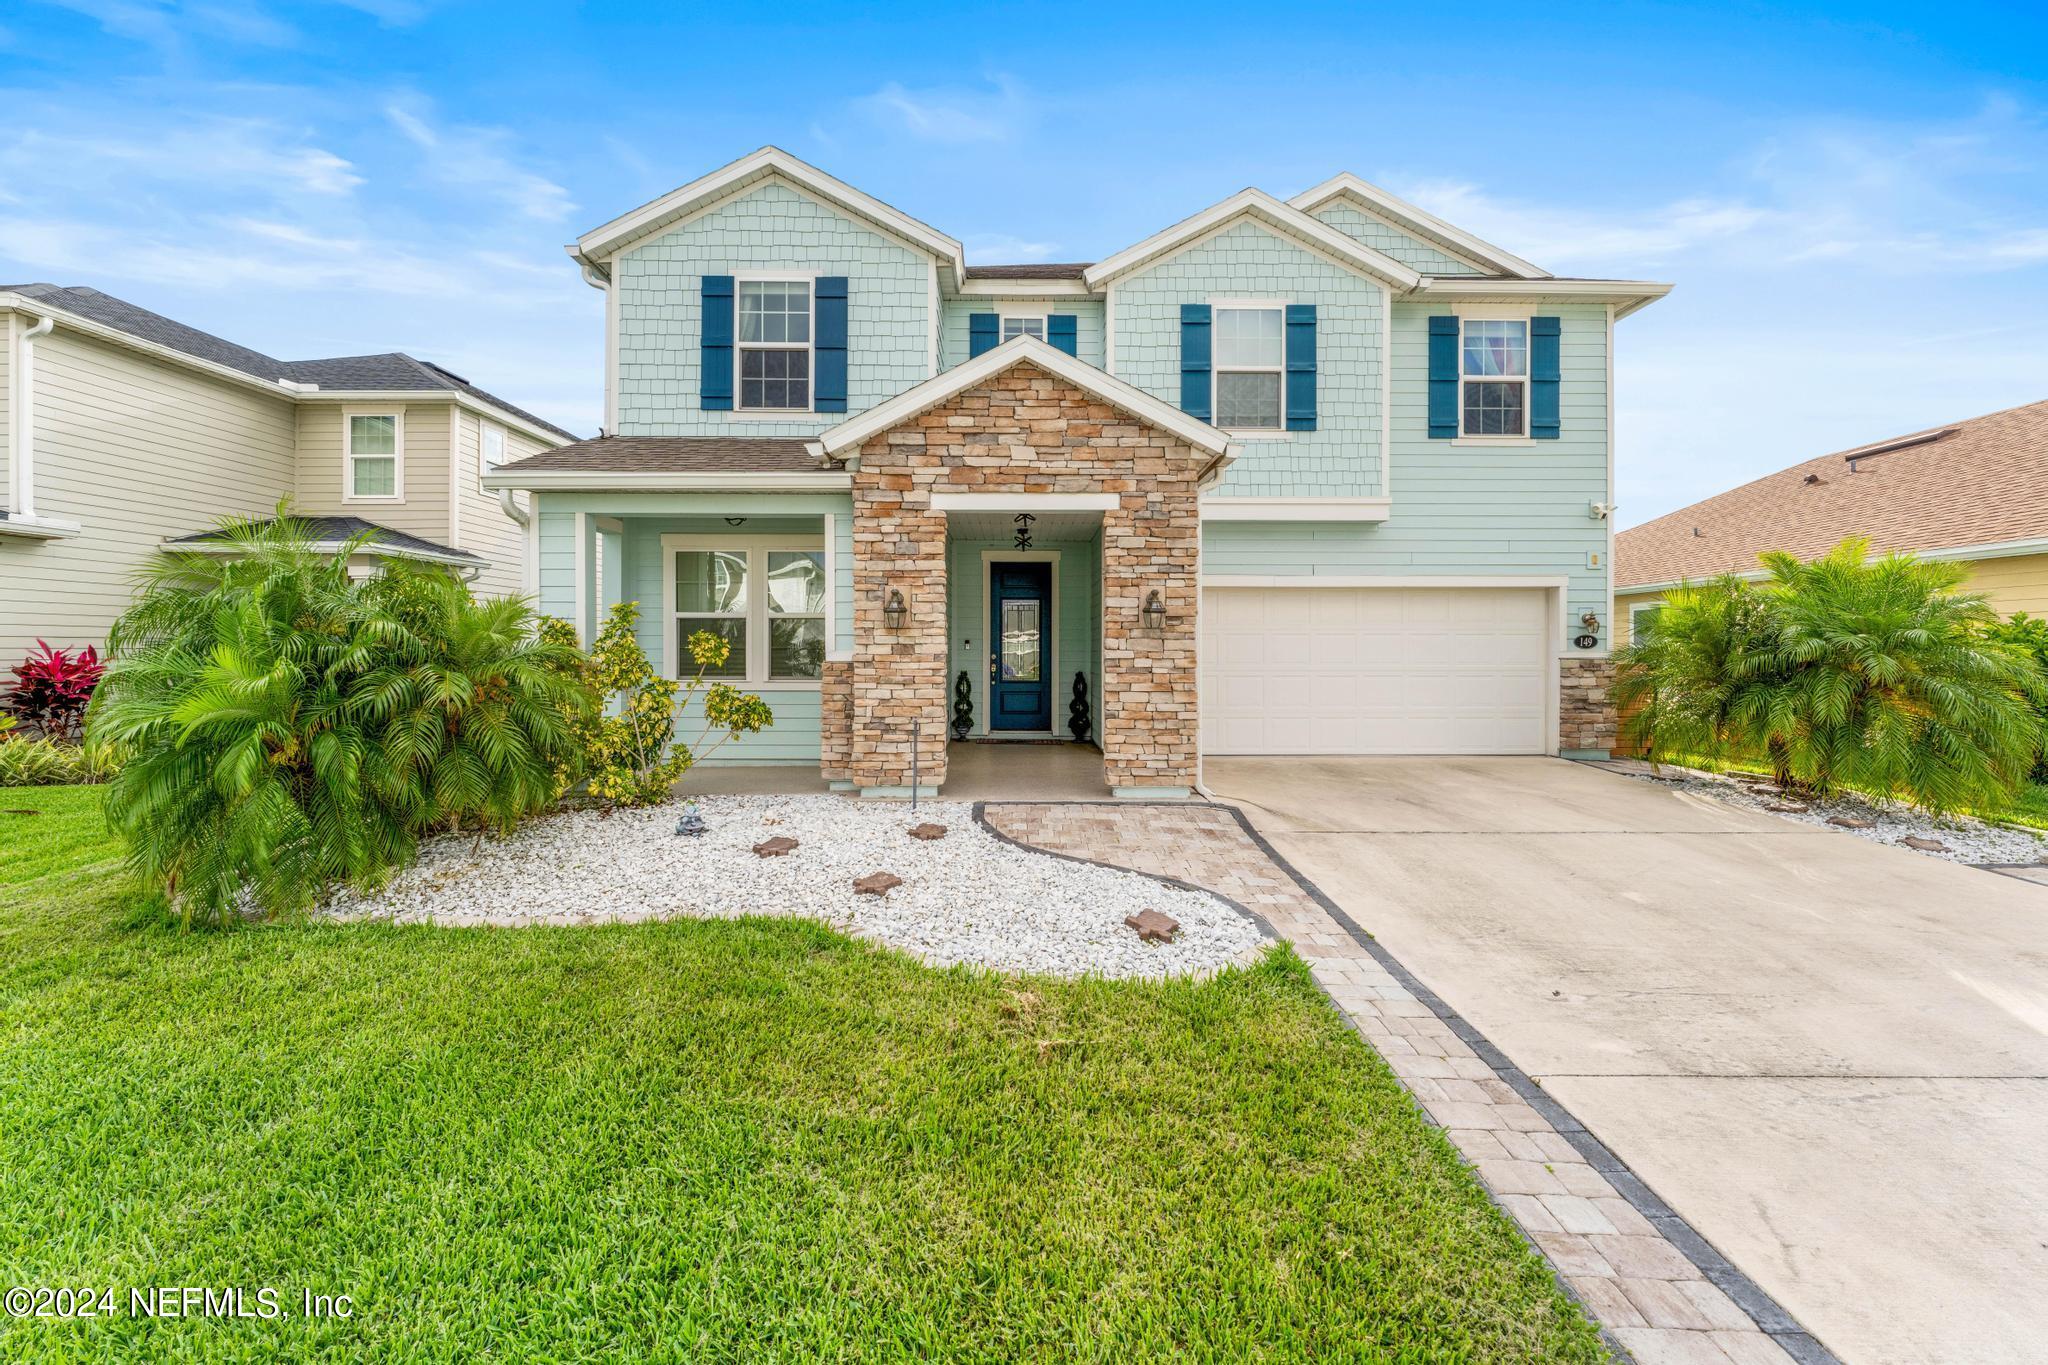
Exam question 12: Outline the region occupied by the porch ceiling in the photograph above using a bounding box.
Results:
[945,509,1103,539]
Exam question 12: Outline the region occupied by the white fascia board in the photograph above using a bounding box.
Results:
[482,470,853,493]
[813,334,1231,459]
[1082,189,1423,292]
[1416,277,1675,317]
[569,146,966,283]
[954,278,1098,298]
[1200,497,1391,522]
[302,393,570,449]
[1289,175,1551,280]
[932,492,1120,511]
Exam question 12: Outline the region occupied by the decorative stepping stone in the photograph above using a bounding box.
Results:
[1827,815,1874,829]
[1901,836,1950,853]
[1124,909,1180,943]
[908,822,947,841]
[1764,802,1810,814]
[854,872,903,897]
[752,836,798,857]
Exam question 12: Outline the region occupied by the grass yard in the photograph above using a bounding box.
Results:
[0,788,1601,1363]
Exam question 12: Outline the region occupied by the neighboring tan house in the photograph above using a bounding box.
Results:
[484,146,1670,795]
[1615,399,2048,644]
[0,284,576,665]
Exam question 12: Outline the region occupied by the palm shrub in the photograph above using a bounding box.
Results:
[1612,538,2045,812]
[1984,612,2048,783]
[89,512,593,924]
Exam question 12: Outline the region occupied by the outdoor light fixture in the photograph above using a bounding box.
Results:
[883,588,908,630]
[1141,589,1167,631]
[724,516,748,526]
[1574,611,1602,650]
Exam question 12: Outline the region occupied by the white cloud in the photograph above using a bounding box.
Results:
[39,0,300,51]
[385,97,575,222]
[0,121,362,197]
[854,76,1033,144]
[962,233,1061,264]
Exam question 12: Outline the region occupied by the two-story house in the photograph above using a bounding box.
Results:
[485,147,1669,797]
[0,284,575,666]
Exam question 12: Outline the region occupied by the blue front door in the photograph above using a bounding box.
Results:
[989,562,1052,731]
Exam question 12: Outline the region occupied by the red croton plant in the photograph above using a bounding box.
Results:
[6,640,105,743]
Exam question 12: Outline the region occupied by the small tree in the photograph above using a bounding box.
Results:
[562,601,773,808]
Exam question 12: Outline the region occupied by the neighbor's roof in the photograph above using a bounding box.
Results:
[166,515,486,566]
[960,263,1093,280]
[1,284,577,442]
[493,435,820,475]
[1616,399,2048,590]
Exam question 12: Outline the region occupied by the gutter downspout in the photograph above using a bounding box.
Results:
[12,313,52,518]
[497,487,530,528]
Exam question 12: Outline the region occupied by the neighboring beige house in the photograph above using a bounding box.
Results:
[1616,399,2048,643]
[0,284,576,664]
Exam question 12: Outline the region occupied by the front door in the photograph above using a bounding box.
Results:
[989,562,1052,731]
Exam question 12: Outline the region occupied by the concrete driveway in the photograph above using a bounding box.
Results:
[1205,756,2048,1365]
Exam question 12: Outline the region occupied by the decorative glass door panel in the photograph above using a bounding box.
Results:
[989,562,1053,731]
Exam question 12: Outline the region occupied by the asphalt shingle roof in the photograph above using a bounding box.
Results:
[1615,399,2048,589]
[167,515,485,564]
[2,283,578,442]
[960,263,1093,280]
[493,435,821,476]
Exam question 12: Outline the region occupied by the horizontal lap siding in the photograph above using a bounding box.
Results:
[293,402,453,543]
[945,537,1100,739]
[615,181,930,436]
[1110,219,1382,498]
[1965,553,2048,619]
[1203,300,1612,650]
[0,328,296,661]
[461,418,548,600]
[0,316,11,496]
[1309,202,1491,276]
[938,297,1106,370]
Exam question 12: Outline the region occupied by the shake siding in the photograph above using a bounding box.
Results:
[613,181,931,436]
[0,327,296,661]
[1203,299,1613,650]
[1309,202,1492,276]
[938,297,1105,370]
[293,402,452,542]
[1109,219,1383,498]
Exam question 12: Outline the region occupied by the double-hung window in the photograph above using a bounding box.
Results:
[1461,318,1529,437]
[1213,305,1285,430]
[345,410,402,500]
[737,279,812,411]
[1001,315,1045,343]
[670,539,827,684]
[480,421,506,490]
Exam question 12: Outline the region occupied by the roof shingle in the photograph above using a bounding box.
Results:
[492,435,821,476]
[1616,399,2048,589]
[960,263,1093,280]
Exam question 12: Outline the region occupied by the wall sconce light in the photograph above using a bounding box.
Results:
[1574,611,1601,650]
[1141,589,1167,632]
[723,516,748,527]
[883,588,908,630]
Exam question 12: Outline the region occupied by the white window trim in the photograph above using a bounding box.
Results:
[1000,313,1048,343]
[735,271,817,415]
[1209,298,1288,437]
[1628,600,1665,637]
[1452,308,1535,446]
[660,533,826,691]
[343,407,404,504]
[478,419,507,494]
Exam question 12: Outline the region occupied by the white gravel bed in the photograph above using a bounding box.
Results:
[318,796,1266,979]
[1619,763,2048,865]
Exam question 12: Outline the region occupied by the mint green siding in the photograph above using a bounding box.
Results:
[938,297,1105,370]
[1108,220,1382,498]
[946,537,1101,738]
[1202,300,1612,648]
[1310,202,1490,276]
[613,182,931,437]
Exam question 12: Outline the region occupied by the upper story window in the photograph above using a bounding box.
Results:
[1461,319,1528,437]
[738,278,811,411]
[346,411,402,501]
[1001,315,1045,343]
[480,421,506,489]
[1213,306,1284,430]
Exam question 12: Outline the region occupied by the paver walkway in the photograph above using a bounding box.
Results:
[983,800,1829,1365]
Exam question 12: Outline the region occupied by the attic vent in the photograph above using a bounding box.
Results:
[1841,425,1956,471]
[1804,473,1826,485]
[1692,527,1704,537]
[419,360,472,386]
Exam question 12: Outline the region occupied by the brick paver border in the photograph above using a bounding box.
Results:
[978,800,1841,1365]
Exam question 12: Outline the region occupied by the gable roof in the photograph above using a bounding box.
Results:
[1082,188,1423,291]
[1288,174,1550,280]
[1,284,577,441]
[1615,399,2048,591]
[569,146,966,285]
[812,334,1234,462]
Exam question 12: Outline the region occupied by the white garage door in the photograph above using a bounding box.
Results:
[1201,586,1550,755]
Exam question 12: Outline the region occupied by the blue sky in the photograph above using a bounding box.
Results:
[2,1,2044,527]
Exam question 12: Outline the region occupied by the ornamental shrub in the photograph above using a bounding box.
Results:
[563,600,773,809]
[6,640,104,741]
[1984,612,2048,783]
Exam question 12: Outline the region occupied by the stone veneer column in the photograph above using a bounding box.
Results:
[846,443,950,793]
[1099,491,1200,795]
[1558,657,1618,757]
[818,660,854,786]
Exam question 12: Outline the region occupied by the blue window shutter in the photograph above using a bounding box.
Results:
[1530,315,1561,439]
[1048,313,1078,356]
[1284,304,1317,431]
[968,312,999,358]
[814,276,849,413]
[1180,304,1212,420]
[701,275,734,411]
[1427,315,1458,438]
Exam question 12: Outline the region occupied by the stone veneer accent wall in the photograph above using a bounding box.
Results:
[835,361,1209,793]
[1559,657,1618,756]
[819,660,854,784]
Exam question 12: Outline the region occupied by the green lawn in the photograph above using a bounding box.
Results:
[0,788,1601,1363]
